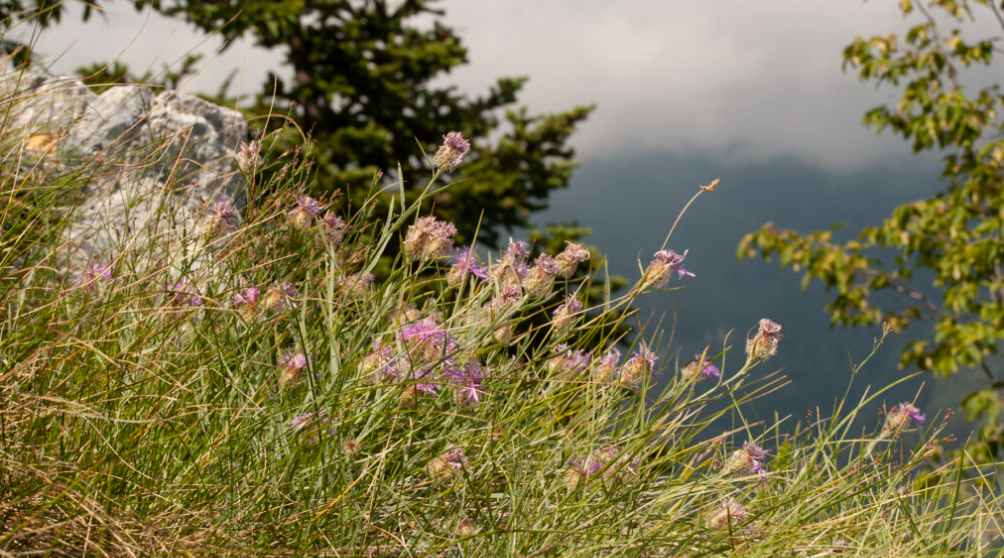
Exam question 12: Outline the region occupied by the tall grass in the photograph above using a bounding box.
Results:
[1,61,1002,557]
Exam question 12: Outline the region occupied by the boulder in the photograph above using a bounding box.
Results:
[1,63,250,275]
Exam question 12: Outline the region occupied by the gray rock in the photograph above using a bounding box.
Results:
[1,64,250,276]
[0,65,95,133]
[66,86,155,157]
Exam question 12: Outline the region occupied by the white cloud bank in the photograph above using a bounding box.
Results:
[13,0,998,170]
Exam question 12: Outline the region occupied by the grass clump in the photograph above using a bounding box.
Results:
[1,75,1002,558]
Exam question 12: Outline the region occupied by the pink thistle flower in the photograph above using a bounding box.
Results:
[233,286,259,305]
[708,498,747,530]
[554,242,591,278]
[206,197,240,238]
[433,131,471,172]
[722,440,769,479]
[643,249,694,289]
[445,361,486,404]
[620,346,658,385]
[552,295,584,332]
[263,282,298,312]
[279,351,308,387]
[235,138,262,169]
[73,262,114,292]
[498,284,522,307]
[426,447,468,480]
[165,281,203,307]
[885,402,926,431]
[404,216,458,261]
[321,211,346,244]
[546,343,592,378]
[447,246,489,285]
[595,348,621,382]
[288,196,324,231]
[681,354,721,382]
[399,317,458,364]
[506,238,530,263]
[522,254,560,298]
[297,195,324,217]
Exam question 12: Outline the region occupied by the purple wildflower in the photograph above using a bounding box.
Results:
[236,138,262,168]
[399,317,458,363]
[620,346,658,385]
[722,440,769,480]
[595,348,622,382]
[297,195,324,217]
[426,447,468,479]
[535,254,561,275]
[642,249,694,289]
[322,211,346,244]
[400,317,447,342]
[655,249,694,279]
[433,131,471,172]
[404,216,458,260]
[552,295,584,331]
[407,366,439,395]
[233,286,259,305]
[280,351,307,371]
[73,262,114,292]
[523,254,560,298]
[708,498,747,530]
[451,246,489,281]
[504,238,531,276]
[506,238,530,262]
[744,441,769,476]
[598,349,621,370]
[445,361,486,403]
[165,281,203,307]
[554,296,584,317]
[547,343,592,377]
[885,402,926,431]
[289,411,337,439]
[499,284,522,306]
[569,458,605,476]
[682,354,721,381]
[554,242,591,278]
[263,282,298,312]
[279,351,308,386]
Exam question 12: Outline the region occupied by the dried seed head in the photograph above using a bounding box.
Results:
[433,131,471,172]
[707,498,747,530]
[746,318,782,362]
[554,242,591,278]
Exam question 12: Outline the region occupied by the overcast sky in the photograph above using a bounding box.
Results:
[14,0,999,171]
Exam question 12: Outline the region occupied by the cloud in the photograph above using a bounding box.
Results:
[13,0,999,170]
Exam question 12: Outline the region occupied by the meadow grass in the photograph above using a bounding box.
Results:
[1,62,1003,558]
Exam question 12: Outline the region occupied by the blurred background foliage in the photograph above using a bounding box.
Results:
[739,0,1004,462]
